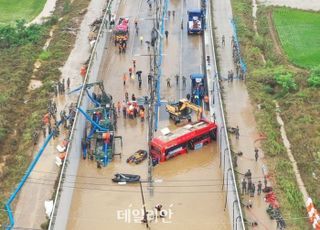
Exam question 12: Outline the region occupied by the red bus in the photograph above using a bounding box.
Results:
[150,119,217,163]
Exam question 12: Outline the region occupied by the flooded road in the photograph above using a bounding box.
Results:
[67,0,230,229]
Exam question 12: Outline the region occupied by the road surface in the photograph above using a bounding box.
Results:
[66,0,230,229]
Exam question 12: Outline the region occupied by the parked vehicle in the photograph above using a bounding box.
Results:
[127,150,148,164]
[112,173,140,183]
[187,9,205,34]
[150,119,217,163]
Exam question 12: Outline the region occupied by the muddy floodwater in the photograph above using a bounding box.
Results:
[67,0,230,229]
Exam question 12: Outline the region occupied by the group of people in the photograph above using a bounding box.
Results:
[54,78,70,97]
[117,39,127,54]
[241,169,267,197]
[118,99,145,122]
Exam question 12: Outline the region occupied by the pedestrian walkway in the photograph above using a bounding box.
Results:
[212,0,277,228]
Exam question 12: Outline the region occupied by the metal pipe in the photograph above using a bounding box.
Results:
[224,168,232,211]
[233,200,238,229]
[139,181,149,228]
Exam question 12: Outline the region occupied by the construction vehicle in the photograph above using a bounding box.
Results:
[166,99,202,124]
[79,81,122,168]
[190,73,205,106]
[113,17,129,45]
[187,9,205,34]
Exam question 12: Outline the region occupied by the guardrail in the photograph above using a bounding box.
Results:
[203,0,245,229]
[47,0,118,228]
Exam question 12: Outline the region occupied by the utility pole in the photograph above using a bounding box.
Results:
[139,181,150,228]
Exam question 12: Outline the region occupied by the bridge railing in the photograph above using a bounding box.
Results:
[203,0,245,229]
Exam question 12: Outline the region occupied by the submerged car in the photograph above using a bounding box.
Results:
[126,150,148,164]
[112,173,140,183]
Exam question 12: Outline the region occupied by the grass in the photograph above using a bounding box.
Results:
[0,0,47,24]
[273,8,320,69]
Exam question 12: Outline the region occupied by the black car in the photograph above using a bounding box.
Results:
[112,173,140,183]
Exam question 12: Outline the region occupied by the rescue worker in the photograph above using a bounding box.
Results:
[117,101,121,115]
[257,181,262,195]
[251,183,256,197]
[247,179,252,195]
[245,169,252,180]
[165,30,169,39]
[138,79,142,89]
[182,75,186,88]
[204,95,209,110]
[175,74,179,85]
[148,73,152,85]
[254,147,259,161]
[122,101,127,118]
[235,125,240,139]
[222,35,225,47]
[140,109,145,122]
[241,178,247,195]
[123,73,128,86]
[166,77,171,88]
[140,36,144,45]
[264,176,268,188]
[133,59,136,69]
[42,125,46,138]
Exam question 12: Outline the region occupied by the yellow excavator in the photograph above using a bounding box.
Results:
[165,99,202,124]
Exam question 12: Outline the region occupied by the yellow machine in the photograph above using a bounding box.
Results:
[165,99,202,124]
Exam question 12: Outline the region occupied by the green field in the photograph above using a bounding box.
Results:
[0,0,46,24]
[273,8,320,69]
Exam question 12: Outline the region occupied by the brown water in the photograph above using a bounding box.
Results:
[67,0,230,229]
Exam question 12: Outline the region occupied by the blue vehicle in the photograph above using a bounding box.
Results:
[190,73,205,106]
[187,9,205,34]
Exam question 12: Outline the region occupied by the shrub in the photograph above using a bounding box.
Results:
[307,65,320,88]
[275,73,297,92]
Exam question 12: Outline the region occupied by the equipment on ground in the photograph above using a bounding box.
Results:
[150,119,217,163]
[113,17,129,44]
[187,9,205,34]
[166,99,202,124]
[127,150,148,164]
[190,73,205,106]
[112,173,140,183]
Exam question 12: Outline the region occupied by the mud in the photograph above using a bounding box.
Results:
[27,79,43,91]
[258,0,320,11]
[67,0,230,229]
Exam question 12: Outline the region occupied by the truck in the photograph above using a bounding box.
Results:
[187,9,205,34]
[165,99,202,124]
[113,17,129,45]
[190,73,205,106]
